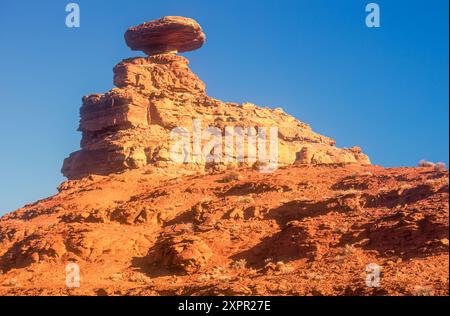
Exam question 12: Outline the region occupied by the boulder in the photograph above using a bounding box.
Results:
[124,16,206,55]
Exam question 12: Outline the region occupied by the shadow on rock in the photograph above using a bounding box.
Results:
[231,221,322,268]
[339,213,449,259]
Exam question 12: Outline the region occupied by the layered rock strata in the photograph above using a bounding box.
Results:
[62,16,370,179]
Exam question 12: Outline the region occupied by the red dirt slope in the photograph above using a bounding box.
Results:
[0,163,448,296]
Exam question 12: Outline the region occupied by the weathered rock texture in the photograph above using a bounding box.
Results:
[62,16,370,180]
[0,164,448,295]
[125,16,206,55]
[0,16,447,297]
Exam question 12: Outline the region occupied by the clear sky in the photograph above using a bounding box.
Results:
[0,0,448,214]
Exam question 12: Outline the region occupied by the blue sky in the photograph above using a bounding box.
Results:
[0,0,448,214]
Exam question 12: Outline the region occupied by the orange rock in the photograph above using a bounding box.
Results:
[62,17,370,179]
[0,162,448,295]
[1,16,446,296]
[124,16,206,55]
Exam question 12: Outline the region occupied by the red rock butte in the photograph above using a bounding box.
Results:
[61,16,370,180]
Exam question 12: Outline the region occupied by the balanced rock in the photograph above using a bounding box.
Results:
[62,16,370,179]
[124,16,206,55]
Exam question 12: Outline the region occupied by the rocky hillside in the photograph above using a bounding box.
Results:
[0,164,448,295]
[0,16,447,296]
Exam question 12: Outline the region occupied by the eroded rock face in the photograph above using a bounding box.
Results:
[62,16,370,180]
[125,16,206,55]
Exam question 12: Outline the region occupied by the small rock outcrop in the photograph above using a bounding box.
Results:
[150,234,213,274]
[62,16,370,180]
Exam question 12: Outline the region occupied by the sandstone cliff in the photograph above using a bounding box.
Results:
[62,16,369,180]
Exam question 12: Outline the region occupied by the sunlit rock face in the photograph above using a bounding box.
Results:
[62,16,370,180]
[124,16,206,55]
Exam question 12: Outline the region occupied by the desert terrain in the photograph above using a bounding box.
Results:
[0,16,448,296]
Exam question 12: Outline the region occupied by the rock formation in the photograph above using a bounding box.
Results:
[125,16,206,55]
[0,16,447,297]
[62,16,369,180]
